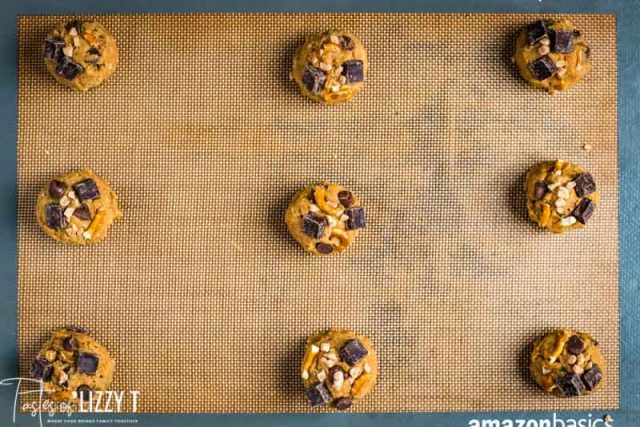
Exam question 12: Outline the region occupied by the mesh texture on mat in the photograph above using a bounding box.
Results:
[17,14,618,412]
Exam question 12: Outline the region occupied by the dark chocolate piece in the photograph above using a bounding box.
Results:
[76,385,93,401]
[566,335,585,355]
[76,353,99,375]
[85,47,101,64]
[528,55,557,81]
[30,358,51,380]
[341,60,364,83]
[533,182,548,201]
[302,66,326,95]
[345,207,366,230]
[551,30,575,54]
[573,198,595,224]
[527,20,549,45]
[44,38,65,62]
[56,56,84,81]
[582,364,603,390]
[339,36,354,50]
[339,339,368,366]
[73,205,92,220]
[338,191,354,208]
[72,179,100,202]
[302,213,327,239]
[48,180,67,198]
[63,337,78,352]
[556,373,586,397]
[46,204,67,230]
[573,173,596,198]
[334,397,352,410]
[315,242,334,254]
[306,382,332,407]
[573,29,581,38]
[87,47,99,56]
[65,20,84,32]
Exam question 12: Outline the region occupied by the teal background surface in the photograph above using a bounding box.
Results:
[0,0,637,426]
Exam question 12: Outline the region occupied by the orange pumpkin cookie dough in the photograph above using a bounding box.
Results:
[44,20,119,91]
[285,181,366,255]
[514,19,591,93]
[525,160,598,233]
[292,31,368,104]
[530,329,605,397]
[30,327,116,403]
[302,329,378,410]
[37,169,122,245]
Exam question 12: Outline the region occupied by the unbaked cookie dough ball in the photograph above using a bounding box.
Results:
[36,169,122,245]
[285,181,366,255]
[530,329,605,397]
[292,31,368,104]
[44,20,119,91]
[525,160,598,233]
[302,329,378,410]
[30,327,116,402]
[514,19,591,93]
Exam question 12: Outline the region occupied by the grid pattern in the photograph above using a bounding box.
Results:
[17,14,618,412]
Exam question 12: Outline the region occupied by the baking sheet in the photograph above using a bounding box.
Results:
[17,13,618,412]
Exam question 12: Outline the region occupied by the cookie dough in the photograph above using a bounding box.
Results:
[285,181,366,255]
[530,329,605,397]
[29,327,116,402]
[525,160,598,233]
[514,19,591,93]
[292,31,368,104]
[302,329,378,410]
[44,20,119,91]
[37,169,122,245]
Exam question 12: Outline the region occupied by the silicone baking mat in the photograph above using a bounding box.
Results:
[17,14,618,412]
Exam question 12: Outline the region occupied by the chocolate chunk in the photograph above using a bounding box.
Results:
[63,337,78,352]
[30,358,51,380]
[334,397,352,410]
[302,66,326,95]
[302,213,327,239]
[85,47,101,64]
[306,382,332,407]
[556,373,586,397]
[315,242,334,254]
[56,56,84,81]
[551,30,575,53]
[573,173,596,198]
[338,191,354,208]
[48,180,67,198]
[73,179,100,202]
[345,207,366,230]
[76,353,99,375]
[46,204,67,230]
[76,385,93,400]
[573,198,595,224]
[533,182,548,201]
[582,364,603,390]
[566,335,585,355]
[527,20,549,45]
[341,60,364,83]
[528,55,557,81]
[73,205,92,220]
[339,339,368,366]
[339,36,354,50]
[65,20,84,32]
[44,38,65,62]
[573,29,581,38]
[87,47,99,56]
